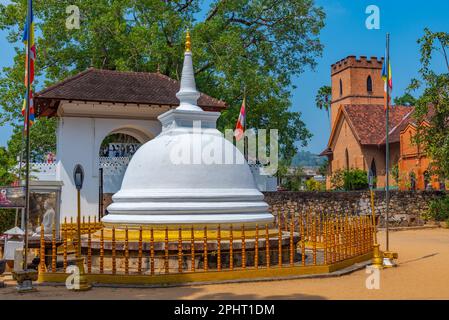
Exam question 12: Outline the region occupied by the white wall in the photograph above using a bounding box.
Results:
[55,105,161,220]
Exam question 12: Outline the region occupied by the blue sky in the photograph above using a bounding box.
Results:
[1,0,449,154]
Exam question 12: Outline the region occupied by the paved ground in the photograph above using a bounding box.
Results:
[1,228,449,300]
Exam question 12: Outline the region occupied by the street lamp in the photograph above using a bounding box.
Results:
[71,164,91,291]
[73,164,84,257]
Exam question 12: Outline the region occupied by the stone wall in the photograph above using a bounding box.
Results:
[263,190,447,227]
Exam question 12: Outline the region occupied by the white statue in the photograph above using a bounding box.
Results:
[35,199,55,234]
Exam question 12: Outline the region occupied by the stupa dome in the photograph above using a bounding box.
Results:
[102,32,273,228]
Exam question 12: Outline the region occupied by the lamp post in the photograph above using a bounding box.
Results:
[72,164,91,291]
[73,165,84,257]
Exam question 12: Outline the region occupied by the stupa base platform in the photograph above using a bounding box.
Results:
[80,232,300,274]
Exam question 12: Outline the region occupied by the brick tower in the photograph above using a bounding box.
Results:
[330,56,384,127]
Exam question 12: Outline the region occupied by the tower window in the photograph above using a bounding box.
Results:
[339,79,343,96]
[367,75,373,92]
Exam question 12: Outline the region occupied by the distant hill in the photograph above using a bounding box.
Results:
[291,150,325,167]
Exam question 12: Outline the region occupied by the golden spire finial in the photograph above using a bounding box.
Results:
[185,30,191,52]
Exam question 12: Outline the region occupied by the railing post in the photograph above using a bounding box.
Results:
[290,218,294,266]
[63,219,68,270]
[51,221,56,273]
[336,215,341,262]
[87,221,92,274]
[203,226,208,272]
[124,227,129,275]
[178,227,183,273]
[255,224,259,269]
[150,228,155,275]
[229,225,234,271]
[217,225,222,271]
[278,214,282,268]
[138,226,143,274]
[265,224,270,269]
[313,216,317,266]
[323,218,328,265]
[39,224,46,274]
[100,228,104,274]
[241,225,246,269]
[112,226,116,275]
[164,227,169,274]
[300,214,305,266]
[190,227,195,272]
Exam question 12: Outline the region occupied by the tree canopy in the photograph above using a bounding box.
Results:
[410,28,449,180]
[0,0,326,163]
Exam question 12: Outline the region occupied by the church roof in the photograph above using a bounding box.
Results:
[35,68,226,116]
[342,104,413,145]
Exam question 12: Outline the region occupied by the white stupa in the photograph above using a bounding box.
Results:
[102,32,273,229]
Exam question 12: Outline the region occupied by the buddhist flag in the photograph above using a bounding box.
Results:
[234,96,246,141]
[22,0,36,86]
[22,90,35,127]
[22,0,36,129]
[382,55,392,93]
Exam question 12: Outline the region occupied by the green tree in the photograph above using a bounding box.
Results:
[343,169,368,191]
[304,178,325,191]
[0,147,16,233]
[315,85,331,127]
[393,93,416,106]
[0,146,15,185]
[282,166,305,191]
[0,0,325,163]
[409,28,449,180]
[330,168,368,191]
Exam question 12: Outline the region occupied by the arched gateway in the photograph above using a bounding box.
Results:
[34,69,226,221]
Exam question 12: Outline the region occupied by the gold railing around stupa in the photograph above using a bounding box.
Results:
[36,212,374,285]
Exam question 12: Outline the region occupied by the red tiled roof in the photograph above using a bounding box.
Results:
[35,68,226,116]
[380,107,415,144]
[342,104,413,145]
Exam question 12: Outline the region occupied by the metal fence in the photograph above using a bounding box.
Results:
[34,212,375,285]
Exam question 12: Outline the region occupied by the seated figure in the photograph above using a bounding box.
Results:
[35,199,55,234]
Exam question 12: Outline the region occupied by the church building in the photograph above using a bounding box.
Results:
[320,55,445,191]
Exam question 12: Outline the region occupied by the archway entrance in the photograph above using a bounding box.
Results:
[99,130,151,215]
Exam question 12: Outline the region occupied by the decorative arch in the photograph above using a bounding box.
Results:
[367,75,373,92]
[370,158,377,188]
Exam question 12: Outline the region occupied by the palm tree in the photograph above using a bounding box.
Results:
[315,85,332,129]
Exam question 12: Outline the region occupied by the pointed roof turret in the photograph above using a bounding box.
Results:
[176,30,202,111]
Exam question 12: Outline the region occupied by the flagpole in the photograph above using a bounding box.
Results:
[385,33,390,252]
[23,0,32,271]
